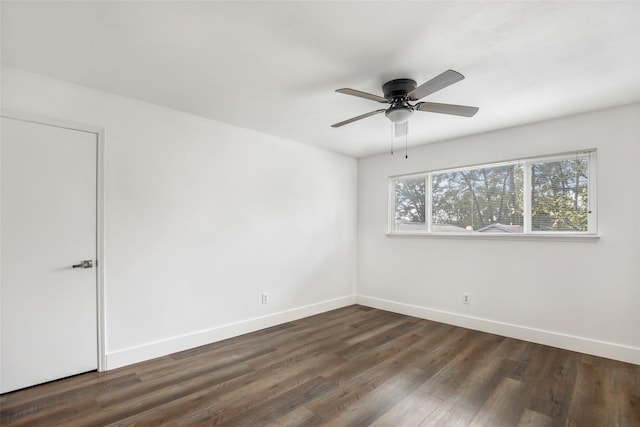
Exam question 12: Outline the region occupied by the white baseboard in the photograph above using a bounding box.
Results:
[356,295,640,365]
[105,295,356,370]
[106,294,639,369]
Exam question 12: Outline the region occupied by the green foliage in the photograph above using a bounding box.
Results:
[395,177,426,223]
[531,158,589,231]
[432,164,523,230]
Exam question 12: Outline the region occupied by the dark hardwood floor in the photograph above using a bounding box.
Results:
[1,305,638,426]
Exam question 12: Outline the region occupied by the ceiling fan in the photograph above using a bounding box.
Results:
[331,70,479,136]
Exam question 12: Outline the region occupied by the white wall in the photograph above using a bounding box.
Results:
[357,103,640,364]
[3,64,638,368]
[1,66,357,368]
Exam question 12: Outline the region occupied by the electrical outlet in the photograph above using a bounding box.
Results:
[261,292,269,304]
[463,293,470,304]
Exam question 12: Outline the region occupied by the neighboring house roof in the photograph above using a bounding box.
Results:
[395,220,470,233]
[476,223,523,233]
[432,224,471,233]
[395,221,427,231]
[396,220,523,233]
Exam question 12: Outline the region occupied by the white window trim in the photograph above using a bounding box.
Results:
[386,232,600,241]
[426,172,433,234]
[388,149,598,240]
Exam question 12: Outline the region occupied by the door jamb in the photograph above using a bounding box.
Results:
[1,109,107,372]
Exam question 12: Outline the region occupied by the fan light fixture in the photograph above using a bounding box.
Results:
[386,107,413,123]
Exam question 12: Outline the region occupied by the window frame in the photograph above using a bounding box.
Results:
[388,149,598,239]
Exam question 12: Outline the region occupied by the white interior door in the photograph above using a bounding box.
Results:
[1,116,98,393]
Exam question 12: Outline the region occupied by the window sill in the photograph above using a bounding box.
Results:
[386,231,600,242]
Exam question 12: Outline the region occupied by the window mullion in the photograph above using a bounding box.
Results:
[523,161,532,233]
[388,178,396,232]
[426,173,432,233]
[588,151,597,234]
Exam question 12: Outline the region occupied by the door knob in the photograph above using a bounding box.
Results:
[72,260,93,269]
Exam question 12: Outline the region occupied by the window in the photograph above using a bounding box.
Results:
[389,150,596,236]
[531,156,590,232]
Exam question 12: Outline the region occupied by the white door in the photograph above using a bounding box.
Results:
[1,116,98,393]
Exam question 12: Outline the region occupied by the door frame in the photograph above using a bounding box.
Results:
[1,109,107,372]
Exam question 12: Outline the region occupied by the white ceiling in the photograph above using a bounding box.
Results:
[2,1,640,158]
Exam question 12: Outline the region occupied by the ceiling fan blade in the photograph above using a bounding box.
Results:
[408,70,465,100]
[331,109,386,127]
[336,88,388,103]
[415,102,479,117]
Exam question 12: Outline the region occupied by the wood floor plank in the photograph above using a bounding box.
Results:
[609,359,640,426]
[410,327,485,377]
[57,362,254,426]
[418,331,504,400]
[165,306,361,364]
[507,342,552,384]
[264,406,325,427]
[469,377,533,426]
[250,306,370,351]
[620,393,640,427]
[306,338,430,419]
[133,344,272,387]
[295,305,368,326]
[564,355,640,427]
[526,348,579,422]
[104,387,219,427]
[341,315,408,344]
[5,398,100,427]
[1,305,638,426]
[348,309,405,330]
[490,337,529,361]
[245,331,352,372]
[334,321,422,360]
[420,358,514,426]
[516,409,558,427]
[322,327,425,384]
[100,347,263,405]
[243,321,357,371]
[178,376,336,426]
[369,389,442,426]
[321,366,434,426]
[0,374,140,426]
[412,321,459,346]
[0,370,140,410]
[112,352,345,426]
[0,373,139,423]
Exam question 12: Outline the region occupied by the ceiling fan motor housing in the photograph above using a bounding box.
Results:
[383,79,417,123]
[382,78,417,100]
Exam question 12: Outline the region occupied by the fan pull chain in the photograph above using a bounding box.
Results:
[405,131,408,159]
[390,124,394,155]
